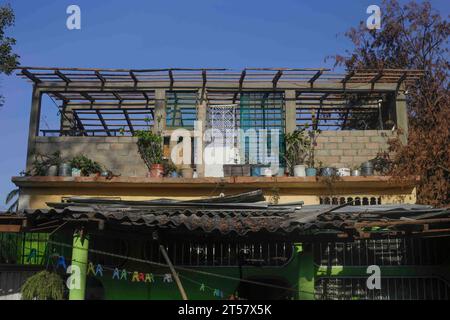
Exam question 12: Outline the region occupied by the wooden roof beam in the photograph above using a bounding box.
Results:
[370,71,383,90]
[130,71,138,87]
[73,111,88,136]
[95,71,106,85]
[396,71,408,92]
[96,110,111,136]
[168,69,174,90]
[55,70,71,84]
[272,70,283,88]
[308,70,323,87]
[123,109,135,135]
[80,92,94,103]
[22,69,42,83]
[233,70,246,104]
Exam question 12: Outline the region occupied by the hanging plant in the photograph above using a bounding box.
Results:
[21,270,65,300]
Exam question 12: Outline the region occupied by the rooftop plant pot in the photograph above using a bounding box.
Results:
[58,163,71,177]
[46,165,58,177]
[361,161,374,176]
[320,167,336,177]
[149,164,164,178]
[305,167,317,176]
[181,166,194,178]
[293,164,306,177]
[337,167,351,177]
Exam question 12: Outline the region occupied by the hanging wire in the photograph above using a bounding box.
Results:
[46,239,314,296]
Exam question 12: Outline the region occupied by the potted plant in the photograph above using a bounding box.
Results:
[32,152,62,176]
[284,128,310,177]
[306,128,321,176]
[135,130,164,177]
[70,155,102,177]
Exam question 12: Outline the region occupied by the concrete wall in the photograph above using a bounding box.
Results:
[315,130,395,168]
[33,136,147,176]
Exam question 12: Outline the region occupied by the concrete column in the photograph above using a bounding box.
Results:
[285,90,297,134]
[395,92,408,145]
[196,89,207,177]
[69,230,89,300]
[296,243,315,300]
[154,89,166,134]
[26,86,42,171]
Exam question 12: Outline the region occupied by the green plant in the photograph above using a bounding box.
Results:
[32,151,62,176]
[164,159,179,176]
[134,130,163,169]
[21,270,65,300]
[5,188,19,212]
[70,155,102,176]
[284,128,311,174]
[306,128,321,168]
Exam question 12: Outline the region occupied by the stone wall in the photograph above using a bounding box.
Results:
[33,136,147,176]
[314,130,395,168]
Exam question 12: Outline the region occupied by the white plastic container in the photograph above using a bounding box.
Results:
[337,168,351,176]
[293,164,306,177]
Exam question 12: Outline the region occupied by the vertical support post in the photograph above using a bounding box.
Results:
[159,245,188,300]
[285,90,297,135]
[296,243,315,300]
[196,89,207,177]
[154,89,166,134]
[69,229,89,300]
[395,92,408,145]
[26,86,42,171]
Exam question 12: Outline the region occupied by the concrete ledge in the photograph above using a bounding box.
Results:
[12,175,419,190]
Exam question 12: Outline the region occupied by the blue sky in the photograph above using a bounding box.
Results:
[0,0,448,209]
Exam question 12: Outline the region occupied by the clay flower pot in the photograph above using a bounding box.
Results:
[150,164,164,178]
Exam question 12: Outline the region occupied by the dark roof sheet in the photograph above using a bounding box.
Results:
[17,201,450,238]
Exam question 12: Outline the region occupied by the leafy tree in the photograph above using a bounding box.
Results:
[332,0,449,206]
[0,4,20,106]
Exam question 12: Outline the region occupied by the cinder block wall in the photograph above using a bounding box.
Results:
[33,137,148,176]
[314,130,395,168]
[32,130,395,176]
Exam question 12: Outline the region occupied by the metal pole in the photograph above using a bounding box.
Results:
[69,229,89,300]
[159,245,188,300]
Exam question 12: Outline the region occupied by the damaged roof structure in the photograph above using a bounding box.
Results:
[3,190,450,240]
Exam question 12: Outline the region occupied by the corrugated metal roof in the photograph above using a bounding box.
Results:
[17,201,450,237]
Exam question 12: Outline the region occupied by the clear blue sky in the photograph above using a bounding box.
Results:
[0,0,448,209]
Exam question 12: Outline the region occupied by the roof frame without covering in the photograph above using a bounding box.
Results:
[16,67,423,136]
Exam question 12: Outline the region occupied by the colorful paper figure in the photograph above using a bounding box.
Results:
[112,268,120,280]
[213,289,223,298]
[56,256,67,271]
[27,248,37,263]
[163,273,173,283]
[120,269,128,280]
[87,262,96,276]
[131,271,140,282]
[144,273,154,283]
[95,264,103,277]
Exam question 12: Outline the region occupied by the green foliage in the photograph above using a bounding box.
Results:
[70,155,102,176]
[134,130,163,169]
[32,152,62,176]
[5,187,18,212]
[284,128,311,173]
[21,271,65,300]
[0,4,20,106]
